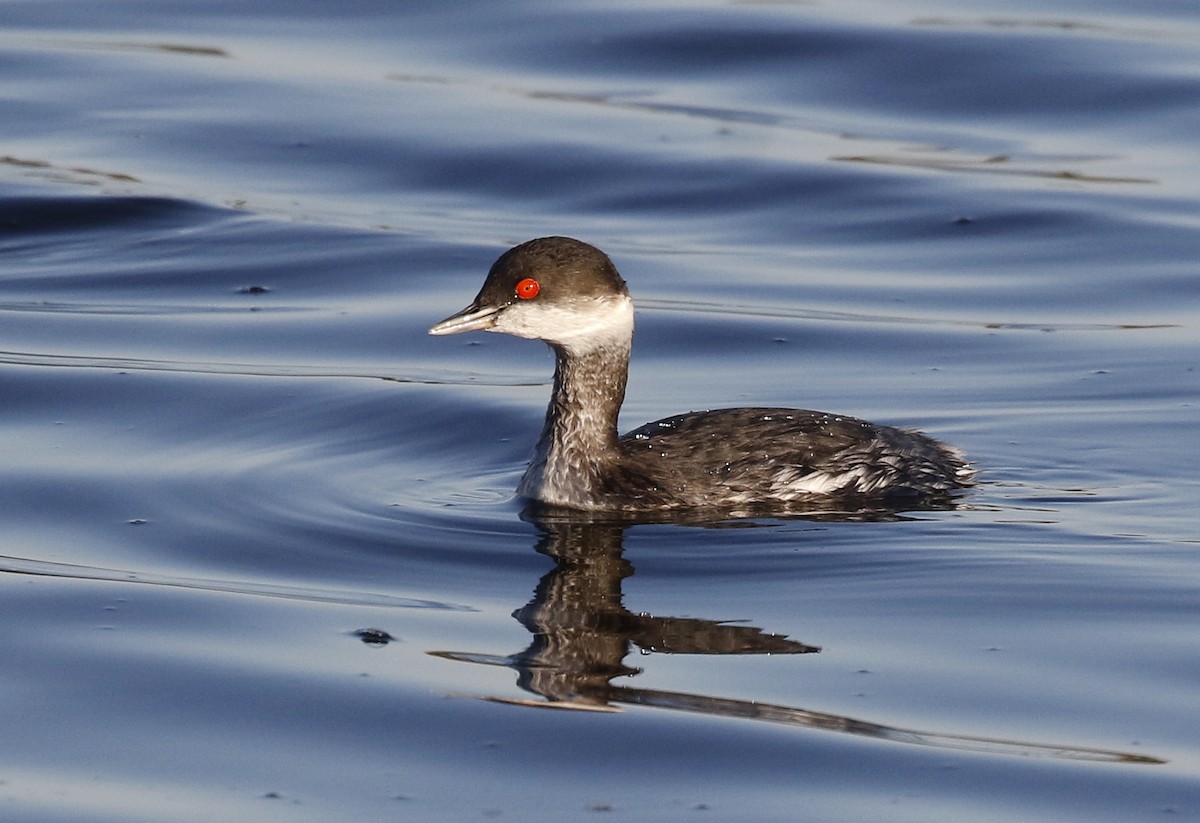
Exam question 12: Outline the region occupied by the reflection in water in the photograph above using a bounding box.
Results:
[434,515,816,711]
[515,518,816,708]
[433,513,1164,765]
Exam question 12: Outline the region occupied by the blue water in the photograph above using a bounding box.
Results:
[2,2,1199,821]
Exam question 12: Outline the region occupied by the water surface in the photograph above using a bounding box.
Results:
[2,1,1198,821]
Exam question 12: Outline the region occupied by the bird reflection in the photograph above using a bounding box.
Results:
[430,508,1163,764]
[434,512,817,710]
[512,517,817,708]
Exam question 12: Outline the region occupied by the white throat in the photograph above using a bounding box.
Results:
[494,294,634,354]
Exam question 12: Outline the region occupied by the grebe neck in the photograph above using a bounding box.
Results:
[518,336,631,506]
[550,340,629,451]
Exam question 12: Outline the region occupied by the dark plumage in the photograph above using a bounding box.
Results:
[430,236,973,514]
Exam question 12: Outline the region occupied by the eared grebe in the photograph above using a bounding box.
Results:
[429,237,973,513]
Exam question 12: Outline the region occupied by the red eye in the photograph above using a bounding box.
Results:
[515,277,540,300]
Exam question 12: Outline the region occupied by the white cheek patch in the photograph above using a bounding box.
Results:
[494,295,633,350]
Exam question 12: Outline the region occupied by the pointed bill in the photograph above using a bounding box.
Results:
[428,302,503,336]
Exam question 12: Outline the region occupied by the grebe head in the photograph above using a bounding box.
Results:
[428,236,633,352]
